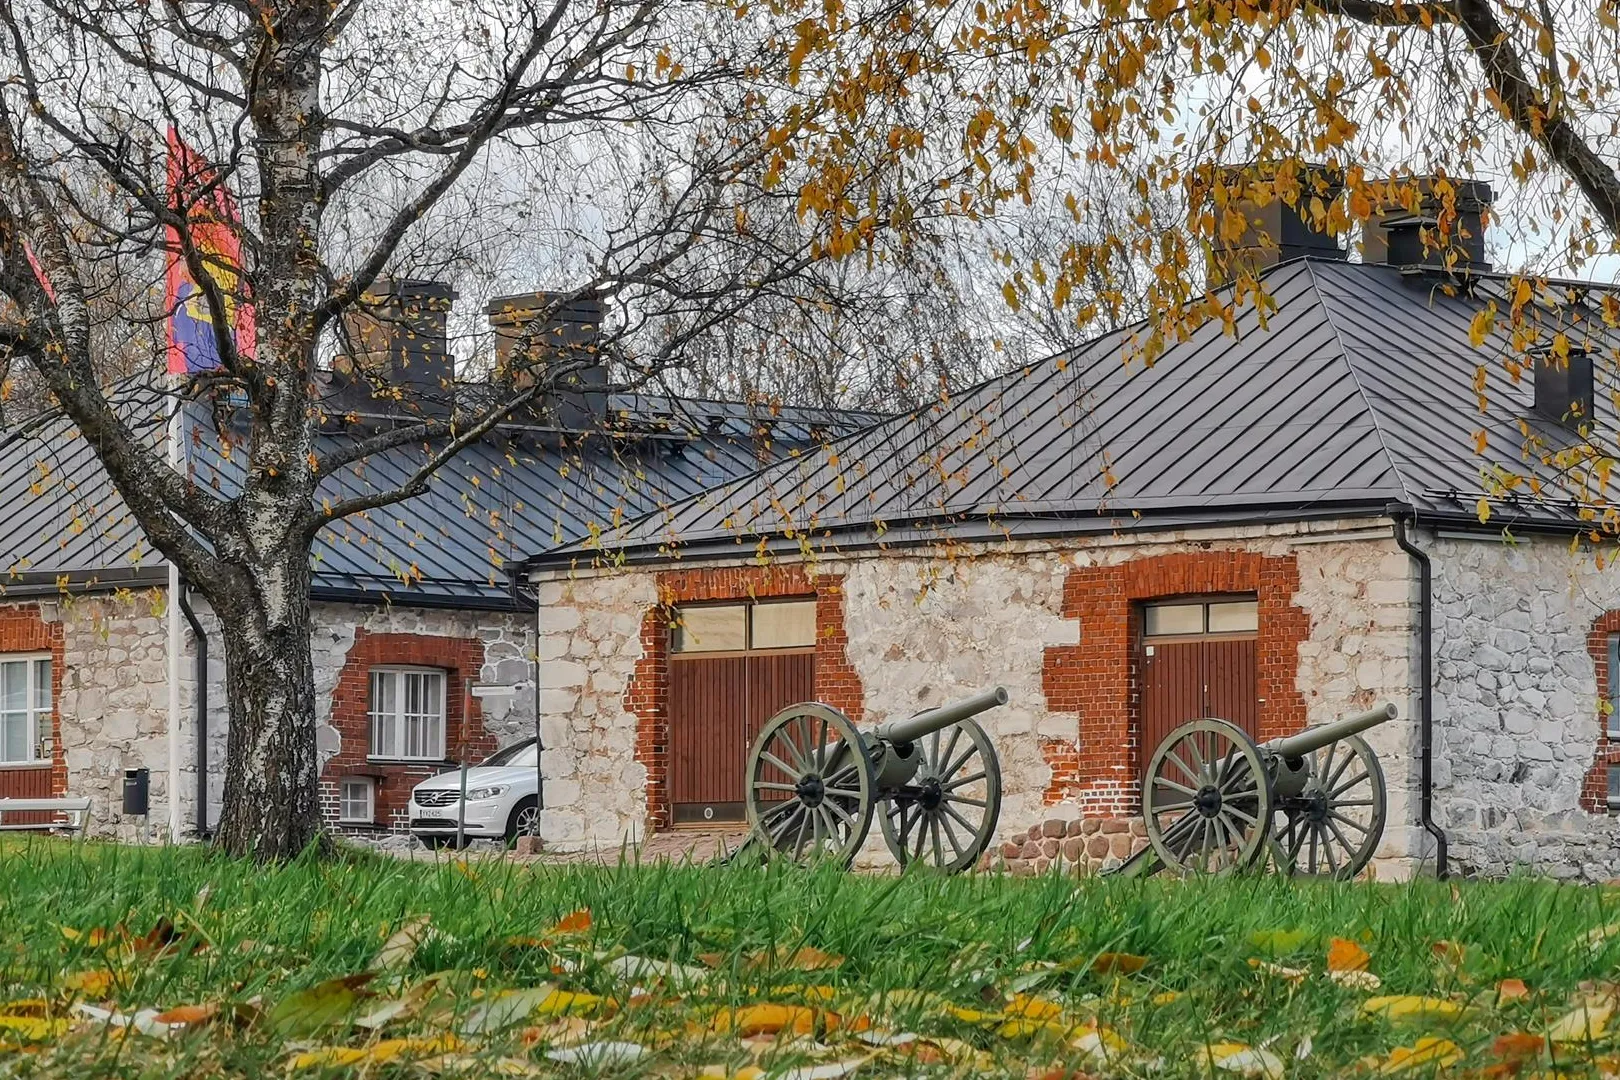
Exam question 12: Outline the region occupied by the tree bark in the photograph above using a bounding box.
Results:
[211,548,323,861]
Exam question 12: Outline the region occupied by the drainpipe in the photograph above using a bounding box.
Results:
[1391,511,1447,879]
[178,584,209,839]
[511,571,543,836]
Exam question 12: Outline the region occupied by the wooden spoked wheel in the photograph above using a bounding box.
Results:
[745,703,876,868]
[1273,734,1386,880]
[1144,718,1272,874]
[878,717,1002,874]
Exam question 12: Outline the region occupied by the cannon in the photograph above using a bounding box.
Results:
[1129,703,1395,879]
[742,687,1008,872]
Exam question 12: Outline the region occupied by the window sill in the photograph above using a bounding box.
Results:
[365,758,453,768]
[0,760,50,771]
[338,819,381,829]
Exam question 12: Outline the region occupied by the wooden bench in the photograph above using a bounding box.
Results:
[0,797,93,833]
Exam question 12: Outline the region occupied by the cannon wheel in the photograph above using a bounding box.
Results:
[745,703,876,868]
[1273,733,1386,880]
[879,717,1002,874]
[1144,718,1272,874]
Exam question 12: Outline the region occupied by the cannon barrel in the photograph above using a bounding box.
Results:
[873,686,1009,745]
[1263,702,1398,760]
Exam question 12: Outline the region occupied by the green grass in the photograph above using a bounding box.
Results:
[3,838,1620,1077]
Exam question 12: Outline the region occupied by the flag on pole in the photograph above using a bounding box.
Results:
[165,128,255,375]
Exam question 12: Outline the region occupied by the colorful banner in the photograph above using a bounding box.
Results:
[165,128,255,375]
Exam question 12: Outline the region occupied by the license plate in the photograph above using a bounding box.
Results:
[418,806,452,820]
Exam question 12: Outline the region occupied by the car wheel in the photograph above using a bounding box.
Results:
[506,797,539,843]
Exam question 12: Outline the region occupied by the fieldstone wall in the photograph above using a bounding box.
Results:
[49,593,178,841]
[531,573,659,848]
[1430,534,1620,881]
[992,814,1151,876]
[532,516,1423,873]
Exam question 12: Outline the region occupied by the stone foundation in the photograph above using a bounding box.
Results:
[984,814,1150,876]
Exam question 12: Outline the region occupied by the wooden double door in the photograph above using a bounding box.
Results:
[1138,597,1260,788]
[666,600,817,825]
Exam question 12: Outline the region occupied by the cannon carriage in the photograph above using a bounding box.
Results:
[1125,703,1396,879]
[742,687,1008,872]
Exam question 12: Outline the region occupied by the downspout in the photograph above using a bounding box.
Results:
[512,571,543,836]
[178,584,210,839]
[1391,511,1447,879]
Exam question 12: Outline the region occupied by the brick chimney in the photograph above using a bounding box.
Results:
[1361,177,1493,272]
[1208,164,1347,289]
[486,291,606,392]
[338,279,458,402]
[1532,339,1594,431]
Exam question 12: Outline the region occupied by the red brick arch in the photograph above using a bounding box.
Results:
[624,565,863,832]
[1040,551,1310,815]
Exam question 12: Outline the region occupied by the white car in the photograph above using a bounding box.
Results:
[408,739,540,847]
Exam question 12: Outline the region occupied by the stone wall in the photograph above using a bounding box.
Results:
[532,517,1423,872]
[1430,534,1620,881]
[2,591,534,841]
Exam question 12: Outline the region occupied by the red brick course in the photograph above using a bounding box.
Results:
[321,629,492,833]
[625,565,863,832]
[1040,551,1310,814]
[1581,612,1620,813]
[0,604,67,808]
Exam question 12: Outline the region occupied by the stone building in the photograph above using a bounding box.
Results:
[0,284,867,841]
[520,199,1620,881]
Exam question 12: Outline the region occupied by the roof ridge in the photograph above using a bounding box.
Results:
[1299,259,1417,511]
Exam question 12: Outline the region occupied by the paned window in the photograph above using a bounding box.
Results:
[339,777,375,824]
[1143,598,1259,637]
[672,600,816,653]
[368,668,447,761]
[0,656,51,763]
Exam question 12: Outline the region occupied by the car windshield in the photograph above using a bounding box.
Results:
[479,740,537,768]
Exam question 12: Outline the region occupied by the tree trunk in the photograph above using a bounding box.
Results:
[212,551,323,861]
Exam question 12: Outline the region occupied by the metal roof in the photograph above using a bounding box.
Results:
[0,390,873,609]
[532,258,1620,568]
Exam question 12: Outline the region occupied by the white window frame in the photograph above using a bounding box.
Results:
[0,652,52,766]
[339,776,376,824]
[367,666,448,762]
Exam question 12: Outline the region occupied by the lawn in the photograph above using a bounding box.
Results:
[2,840,1619,1078]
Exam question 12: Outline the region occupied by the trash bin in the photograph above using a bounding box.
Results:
[122,768,150,816]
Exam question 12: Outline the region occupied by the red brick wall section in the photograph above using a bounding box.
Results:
[1041,551,1311,814]
[1581,612,1620,813]
[0,605,67,806]
[321,629,493,834]
[625,565,864,832]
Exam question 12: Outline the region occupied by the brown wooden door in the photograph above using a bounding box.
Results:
[1138,599,1259,790]
[668,650,814,824]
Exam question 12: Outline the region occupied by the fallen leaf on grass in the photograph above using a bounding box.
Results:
[372,915,433,970]
[1327,969,1382,990]
[1248,959,1308,983]
[544,1040,646,1066]
[290,1035,461,1070]
[1360,996,1469,1021]
[1432,940,1468,967]
[599,953,710,987]
[1492,1031,1545,1068]
[268,973,377,1036]
[1585,923,1620,948]
[1198,1041,1285,1080]
[1070,1022,1128,1064]
[1248,929,1313,956]
[710,1004,821,1037]
[1490,977,1529,1003]
[1547,999,1613,1043]
[0,1000,47,1018]
[747,946,844,972]
[418,1055,538,1077]
[698,1067,766,1080]
[461,985,555,1036]
[777,1057,876,1079]
[1375,1037,1464,1075]
[1327,937,1371,972]
[150,1003,219,1028]
[552,910,592,935]
[1004,994,1064,1021]
[0,1016,72,1041]
[60,970,113,998]
[1091,952,1147,975]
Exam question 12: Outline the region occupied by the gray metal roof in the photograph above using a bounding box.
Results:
[532,258,1620,568]
[0,391,872,609]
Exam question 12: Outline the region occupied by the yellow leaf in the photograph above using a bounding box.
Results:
[1360,996,1468,1021]
[1376,1037,1464,1074]
[0,1015,72,1041]
[1092,952,1148,974]
[1001,281,1021,312]
[368,1035,461,1063]
[0,1000,47,1018]
[1201,1041,1285,1080]
[1326,937,1370,972]
[61,970,113,998]
[995,1016,1072,1040]
[710,1004,819,1037]
[1070,1022,1128,1064]
[1468,308,1496,347]
[534,990,610,1018]
[1151,991,1182,1006]
[150,1003,219,1026]
[373,915,433,970]
[1477,498,1492,524]
[1547,998,1613,1043]
[1004,994,1063,1021]
[290,1047,370,1069]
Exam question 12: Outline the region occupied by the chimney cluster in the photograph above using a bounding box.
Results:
[1208,165,1497,286]
[332,281,605,423]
